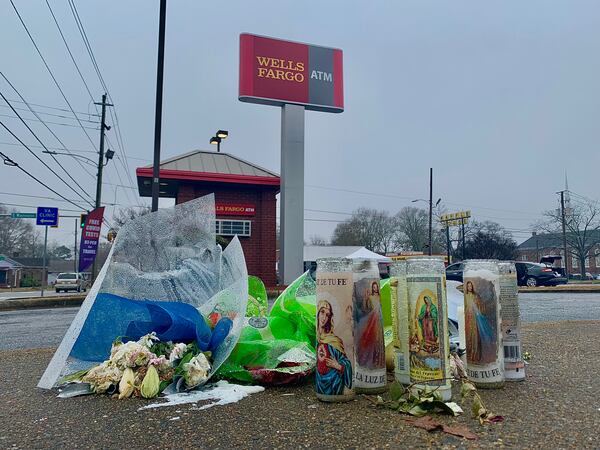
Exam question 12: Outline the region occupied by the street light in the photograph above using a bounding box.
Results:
[43,149,114,167]
[412,167,440,255]
[210,130,228,152]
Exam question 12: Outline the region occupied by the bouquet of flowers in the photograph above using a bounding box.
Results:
[63,332,212,399]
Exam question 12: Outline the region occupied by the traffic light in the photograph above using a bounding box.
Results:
[80,213,88,228]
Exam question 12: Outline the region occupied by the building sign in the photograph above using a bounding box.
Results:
[216,203,255,217]
[78,207,104,273]
[239,33,344,113]
[440,211,471,228]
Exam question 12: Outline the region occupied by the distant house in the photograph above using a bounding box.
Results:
[0,256,80,288]
[0,256,23,288]
[517,231,600,276]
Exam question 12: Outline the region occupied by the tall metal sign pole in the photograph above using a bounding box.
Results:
[440,210,471,263]
[239,34,344,284]
[280,104,305,282]
[151,0,167,212]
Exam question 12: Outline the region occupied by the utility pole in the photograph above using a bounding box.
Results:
[41,225,48,297]
[151,0,167,212]
[558,190,569,278]
[74,218,78,273]
[428,168,433,256]
[445,225,451,264]
[461,220,466,260]
[92,93,112,279]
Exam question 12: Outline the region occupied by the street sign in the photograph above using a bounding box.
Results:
[36,207,59,226]
[11,212,37,219]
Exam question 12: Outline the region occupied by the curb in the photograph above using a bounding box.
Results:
[0,295,85,311]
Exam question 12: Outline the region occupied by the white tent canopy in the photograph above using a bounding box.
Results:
[303,245,391,263]
[346,247,392,262]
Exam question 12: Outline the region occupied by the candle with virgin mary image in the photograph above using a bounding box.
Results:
[406,257,452,401]
[315,258,355,402]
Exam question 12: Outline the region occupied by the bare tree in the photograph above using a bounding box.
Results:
[112,207,151,231]
[309,235,328,246]
[461,221,518,260]
[540,198,600,278]
[0,205,37,257]
[395,206,428,252]
[331,208,397,253]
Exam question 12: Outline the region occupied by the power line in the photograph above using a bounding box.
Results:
[0,190,143,208]
[3,98,99,117]
[0,81,94,204]
[0,141,150,162]
[0,119,94,208]
[45,0,96,104]
[66,0,140,207]
[0,104,99,123]
[306,183,541,217]
[0,201,83,214]
[0,71,97,181]
[0,151,86,211]
[0,112,98,130]
[9,0,98,151]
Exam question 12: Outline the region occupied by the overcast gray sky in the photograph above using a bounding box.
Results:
[1,0,599,248]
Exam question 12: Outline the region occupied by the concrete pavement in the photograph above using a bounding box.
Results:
[0,290,82,301]
[1,320,599,448]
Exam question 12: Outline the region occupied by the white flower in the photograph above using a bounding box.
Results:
[169,343,187,363]
[82,361,123,394]
[110,341,156,370]
[137,332,159,349]
[118,368,136,399]
[149,355,170,371]
[183,353,211,389]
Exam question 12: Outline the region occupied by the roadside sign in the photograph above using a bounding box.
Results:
[11,212,37,219]
[36,207,59,226]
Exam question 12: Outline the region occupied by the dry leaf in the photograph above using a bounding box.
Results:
[406,416,478,440]
[405,416,440,431]
[441,424,478,440]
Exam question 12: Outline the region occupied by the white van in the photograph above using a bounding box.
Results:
[55,273,87,293]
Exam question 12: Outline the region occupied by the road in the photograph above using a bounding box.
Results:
[0,290,82,301]
[1,291,600,351]
[519,291,600,322]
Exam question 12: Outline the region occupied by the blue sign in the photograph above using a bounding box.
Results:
[36,207,59,226]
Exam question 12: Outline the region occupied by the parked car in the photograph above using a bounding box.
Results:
[514,262,567,287]
[539,255,566,277]
[55,272,88,293]
[569,272,595,281]
[445,262,464,282]
[445,261,567,287]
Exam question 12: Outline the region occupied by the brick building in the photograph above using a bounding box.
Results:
[136,150,279,286]
[517,231,600,276]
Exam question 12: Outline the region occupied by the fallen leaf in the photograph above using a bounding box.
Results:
[405,416,440,431]
[441,424,478,440]
[405,416,478,440]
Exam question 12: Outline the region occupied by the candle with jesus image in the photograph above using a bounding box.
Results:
[352,259,386,394]
[463,260,505,389]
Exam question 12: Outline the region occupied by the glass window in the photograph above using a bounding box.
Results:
[572,257,578,269]
[215,220,251,237]
[595,253,600,268]
[585,257,591,268]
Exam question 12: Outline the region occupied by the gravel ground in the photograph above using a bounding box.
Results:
[1,321,600,449]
